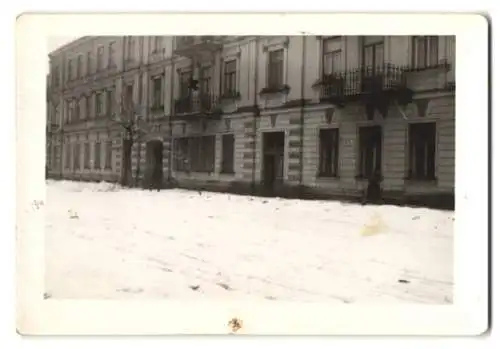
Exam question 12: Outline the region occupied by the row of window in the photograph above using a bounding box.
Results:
[319,122,436,180]
[322,36,440,77]
[63,141,113,170]
[53,36,439,96]
[171,122,436,181]
[52,37,167,89]
[173,134,235,174]
[62,42,116,84]
[64,88,114,124]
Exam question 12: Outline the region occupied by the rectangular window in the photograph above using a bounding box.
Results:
[85,96,91,118]
[52,145,59,170]
[84,142,90,169]
[73,142,80,171]
[96,92,104,116]
[67,59,73,81]
[77,55,83,79]
[174,136,216,172]
[79,98,85,120]
[152,77,163,108]
[105,140,112,169]
[322,37,342,76]
[94,141,101,170]
[318,128,339,177]
[87,51,92,75]
[97,46,104,71]
[200,67,212,95]
[74,99,80,121]
[358,125,382,179]
[221,134,235,174]
[127,36,135,60]
[108,42,116,67]
[190,136,215,172]
[106,89,114,115]
[412,36,439,69]
[268,49,284,87]
[408,122,436,180]
[174,137,190,171]
[179,71,192,98]
[52,66,60,87]
[223,60,237,96]
[64,142,71,169]
[362,36,384,71]
[153,36,162,52]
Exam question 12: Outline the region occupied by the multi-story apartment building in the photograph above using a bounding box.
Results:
[47,35,455,208]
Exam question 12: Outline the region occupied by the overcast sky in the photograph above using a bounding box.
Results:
[46,36,78,73]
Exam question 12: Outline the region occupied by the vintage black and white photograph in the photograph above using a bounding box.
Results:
[15,13,488,336]
[44,33,456,303]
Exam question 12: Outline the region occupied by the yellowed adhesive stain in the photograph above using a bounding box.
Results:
[360,212,387,236]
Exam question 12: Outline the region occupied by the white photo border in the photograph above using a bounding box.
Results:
[15,13,489,335]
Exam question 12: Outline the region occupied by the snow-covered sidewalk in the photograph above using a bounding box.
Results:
[45,180,454,304]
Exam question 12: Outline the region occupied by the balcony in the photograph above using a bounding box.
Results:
[317,64,413,118]
[318,74,346,107]
[174,36,223,58]
[174,93,222,120]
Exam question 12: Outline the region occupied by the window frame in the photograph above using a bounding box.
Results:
[221,133,235,174]
[318,127,340,178]
[361,36,385,71]
[94,141,102,170]
[321,37,343,77]
[108,41,116,67]
[222,60,237,96]
[267,48,285,88]
[73,142,80,171]
[104,140,113,169]
[84,141,90,169]
[152,76,163,108]
[407,121,437,181]
[412,36,439,69]
[97,46,104,71]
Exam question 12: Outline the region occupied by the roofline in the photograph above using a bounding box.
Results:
[48,36,94,58]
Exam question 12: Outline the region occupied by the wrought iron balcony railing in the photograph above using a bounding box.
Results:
[174,93,220,116]
[319,64,408,102]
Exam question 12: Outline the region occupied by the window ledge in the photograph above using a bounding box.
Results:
[355,175,384,181]
[317,174,339,180]
[406,62,450,73]
[404,177,438,185]
[259,84,290,95]
[219,92,241,101]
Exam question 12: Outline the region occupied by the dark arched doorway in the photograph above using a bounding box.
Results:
[144,139,164,190]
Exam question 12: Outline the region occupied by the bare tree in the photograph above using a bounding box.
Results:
[110,86,148,187]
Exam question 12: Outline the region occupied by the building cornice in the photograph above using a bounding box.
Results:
[49,36,94,58]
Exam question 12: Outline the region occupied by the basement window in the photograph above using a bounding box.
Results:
[357,125,382,179]
[408,122,436,180]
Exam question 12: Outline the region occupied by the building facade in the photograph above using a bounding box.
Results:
[46,35,456,208]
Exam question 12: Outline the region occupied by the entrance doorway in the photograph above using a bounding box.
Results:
[262,131,285,195]
[145,140,164,190]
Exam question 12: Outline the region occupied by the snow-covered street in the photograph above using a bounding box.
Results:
[45,180,454,304]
